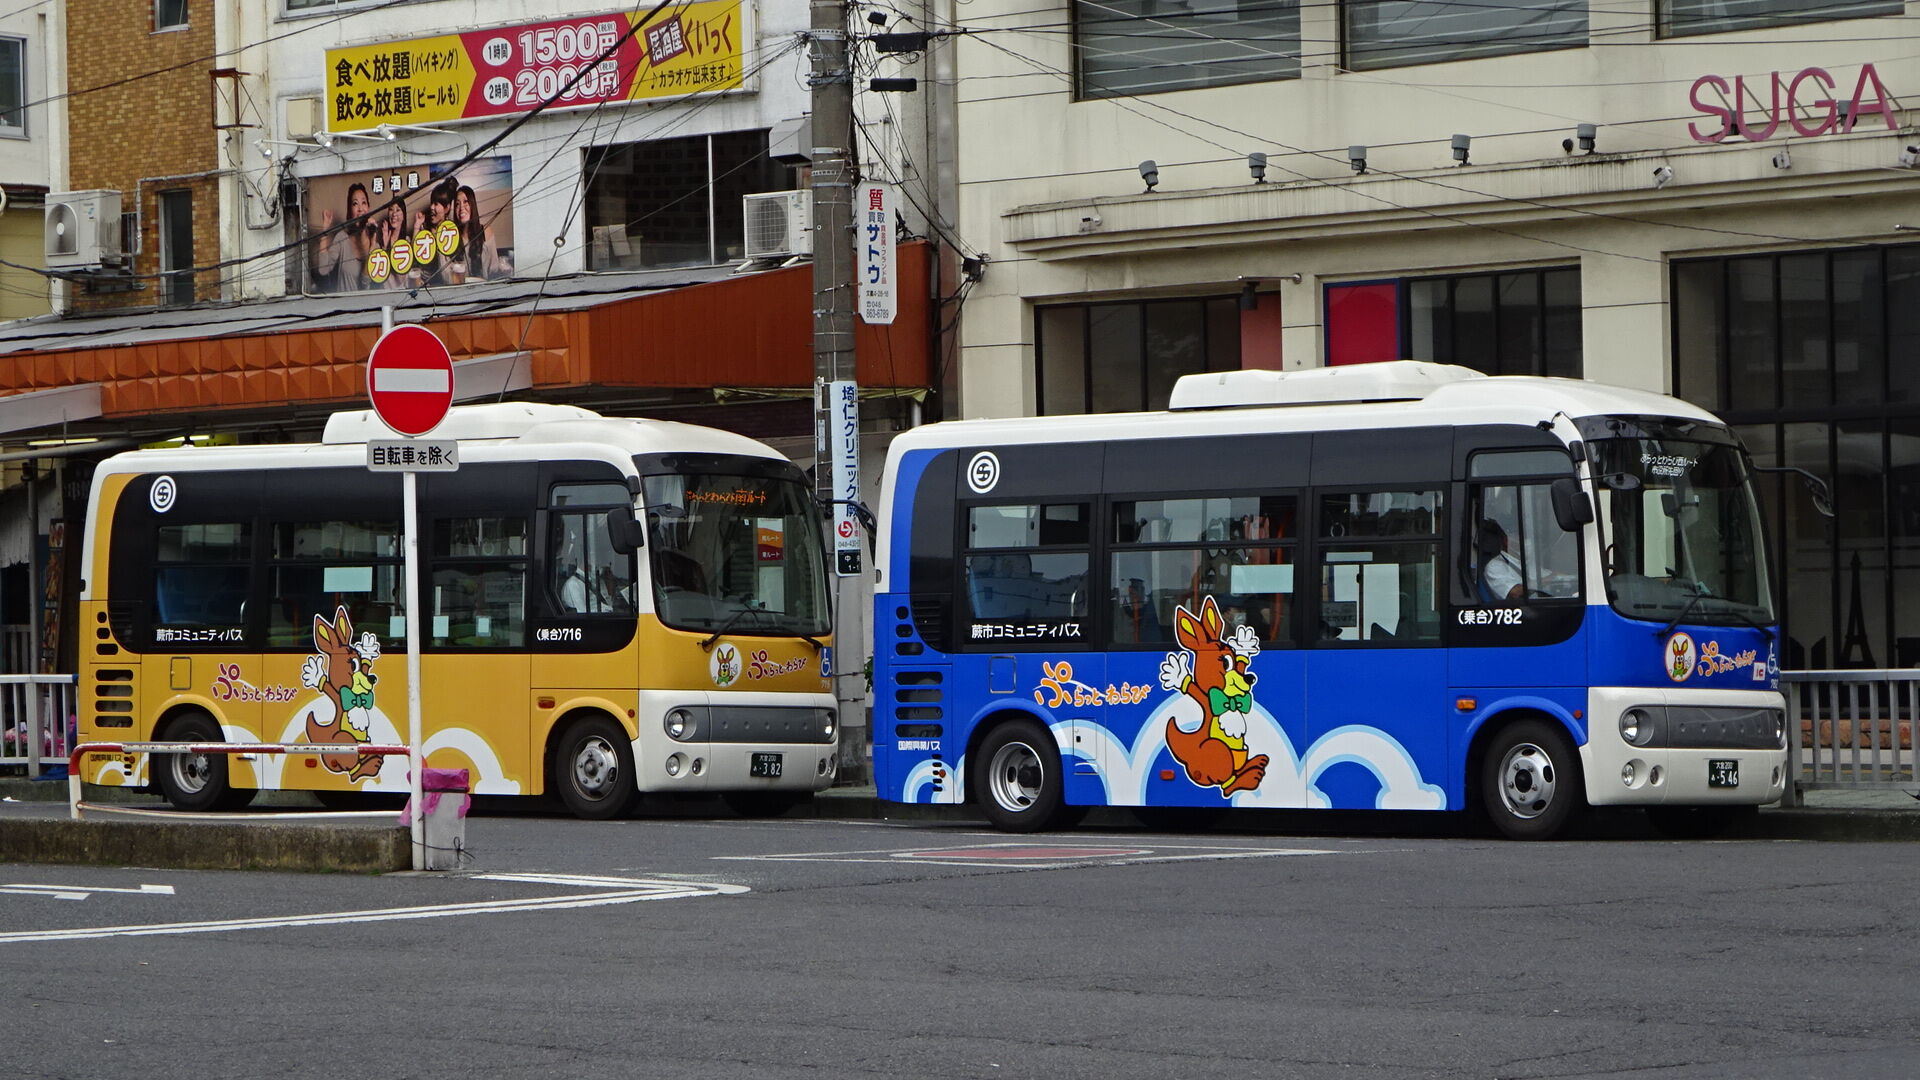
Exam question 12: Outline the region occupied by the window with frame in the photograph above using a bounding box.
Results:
[549,483,635,616]
[1672,244,1920,670]
[0,36,24,136]
[1343,0,1586,71]
[963,503,1091,644]
[1037,297,1241,415]
[1659,0,1899,38]
[1325,268,1581,376]
[430,516,528,648]
[153,522,251,641]
[1074,0,1300,99]
[582,130,790,270]
[155,0,188,30]
[1315,490,1443,645]
[1110,494,1297,646]
[267,519,404,647]
[1464,452,1581,606]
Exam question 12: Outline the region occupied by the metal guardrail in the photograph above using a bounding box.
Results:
[1782,670,1919,807]
[0,674,77,779]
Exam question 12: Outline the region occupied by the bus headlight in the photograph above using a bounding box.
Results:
[1620,709,1654,746]
[665,709,693,741]
[821,709,836,740]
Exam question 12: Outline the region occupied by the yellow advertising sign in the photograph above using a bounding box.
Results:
[324,1,747,133]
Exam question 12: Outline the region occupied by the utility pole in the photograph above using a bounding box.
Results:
[810,0,868,782]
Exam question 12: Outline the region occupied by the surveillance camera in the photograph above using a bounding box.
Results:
[1652,166,1674,188]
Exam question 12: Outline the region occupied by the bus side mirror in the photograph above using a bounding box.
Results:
[1550,477,1594,531]
[606,507,646,554]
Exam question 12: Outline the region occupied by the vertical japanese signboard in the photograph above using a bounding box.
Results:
[857,182,895,326]
[323,2,747,134]
[829,379,861,576]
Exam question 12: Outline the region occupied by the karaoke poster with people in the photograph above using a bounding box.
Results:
[304,156,515,293]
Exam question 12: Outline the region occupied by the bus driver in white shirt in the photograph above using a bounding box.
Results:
[1477,519,1526,604]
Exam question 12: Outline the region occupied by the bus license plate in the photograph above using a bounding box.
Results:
[750,752,783,779]
[1708,759,1739,788]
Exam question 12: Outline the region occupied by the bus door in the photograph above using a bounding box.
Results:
[1107,490,1304,810]
[418,466,537,794]
[1302,485,1452,810]
[1446,455,1589,706]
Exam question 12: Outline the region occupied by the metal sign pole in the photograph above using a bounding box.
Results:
[379,306,426,871]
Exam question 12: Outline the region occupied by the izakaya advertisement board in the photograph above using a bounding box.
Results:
[323,1,747,134]
[304,157,514,294]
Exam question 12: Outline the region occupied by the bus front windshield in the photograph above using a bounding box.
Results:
[1591,437,1774,628]
[642,472,831,636]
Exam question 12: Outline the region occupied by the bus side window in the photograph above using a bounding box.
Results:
[1469,485,1579,605]
[962,503,1090,640]
[154,522,252,641]
[1316,490,1442,645]
[431,516,529,647]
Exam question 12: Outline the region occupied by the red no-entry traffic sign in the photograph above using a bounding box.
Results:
[367,324,454,437]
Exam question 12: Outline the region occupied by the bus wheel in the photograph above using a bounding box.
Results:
[155,711,256,812]
[1480,719,1582,840]
[722,792,810,818]
[554,717,640,820]
[975,719,1068,832]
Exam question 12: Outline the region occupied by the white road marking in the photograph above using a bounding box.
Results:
[714,840,1346,870]
[0,883,176,902]
[0,878,746,945]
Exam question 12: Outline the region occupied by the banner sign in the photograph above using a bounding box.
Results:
[304,157,514,294]
[324,1,747,133]
[829,379,862,577]
[857,182,896,326]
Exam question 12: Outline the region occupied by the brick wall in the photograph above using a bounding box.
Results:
[66,0,219,312]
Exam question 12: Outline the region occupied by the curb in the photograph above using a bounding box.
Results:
[0,817,409,873]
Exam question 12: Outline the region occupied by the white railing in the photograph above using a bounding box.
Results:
[1781,670,1919,807]
[0,674,78,779]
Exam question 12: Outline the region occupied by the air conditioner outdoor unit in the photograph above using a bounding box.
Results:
[45,190,123,269]
[743,191,811,259]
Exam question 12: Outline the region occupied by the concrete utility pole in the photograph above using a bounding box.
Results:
[810,0,868,782]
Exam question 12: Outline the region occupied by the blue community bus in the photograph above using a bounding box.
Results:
[871,362,1788,839]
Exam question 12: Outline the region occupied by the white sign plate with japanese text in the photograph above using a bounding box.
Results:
[829,379,861,576]
[857,182,895,326]
[367,439,461,472]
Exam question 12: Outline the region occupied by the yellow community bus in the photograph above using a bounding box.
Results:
[76,403,838,819]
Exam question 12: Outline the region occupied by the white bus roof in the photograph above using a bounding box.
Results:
[91,403,785,478]
[890,364,1719,454]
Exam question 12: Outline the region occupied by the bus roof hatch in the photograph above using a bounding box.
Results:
[1168,361,1486,411]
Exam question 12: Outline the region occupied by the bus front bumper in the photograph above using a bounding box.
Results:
[1580,687,1788,807]
[634,690,839,795]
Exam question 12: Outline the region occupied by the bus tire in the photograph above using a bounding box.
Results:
[974,718,1069,832]
[1480,719,1582,840]
[722,791,810,818]
[155,711,256,812]
[553,716,640,820]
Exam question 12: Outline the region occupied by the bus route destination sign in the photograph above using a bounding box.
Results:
[367,439,460,472]
[368,323,455,437]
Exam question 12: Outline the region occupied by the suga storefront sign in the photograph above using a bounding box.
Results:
[324,1,747,134]
[305,157,514,294]
[1688,62,1897,143]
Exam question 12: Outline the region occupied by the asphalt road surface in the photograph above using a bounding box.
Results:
[3,807,1914,1079]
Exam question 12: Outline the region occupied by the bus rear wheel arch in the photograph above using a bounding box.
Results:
[1475,715,1584,840]
[972,716,1074,832]
[549,713,641,820]
[154,709,257,812]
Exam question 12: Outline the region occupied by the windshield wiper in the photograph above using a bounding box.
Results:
[699,606,775,651]
[1653,587,1709,640]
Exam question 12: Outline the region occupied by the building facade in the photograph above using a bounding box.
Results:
[0,0,62,322]
[944,0,1920,672]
